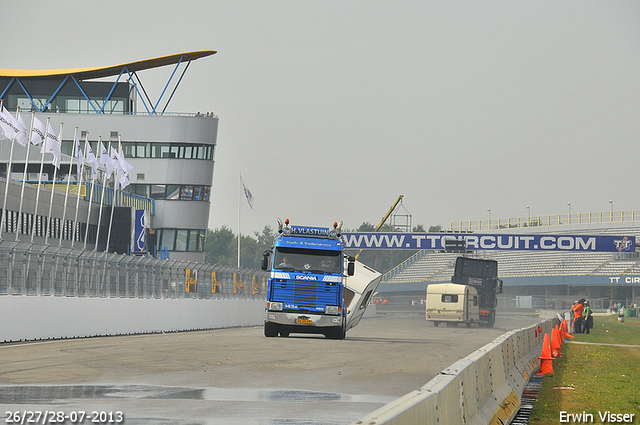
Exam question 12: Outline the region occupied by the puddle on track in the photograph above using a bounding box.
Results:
[0,384,395,425]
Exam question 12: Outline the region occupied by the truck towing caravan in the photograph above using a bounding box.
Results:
[261,219,382,339]
[426,257,503,327]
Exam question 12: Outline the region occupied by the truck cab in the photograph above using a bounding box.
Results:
[262,220,381,339]
[450,257,503,327]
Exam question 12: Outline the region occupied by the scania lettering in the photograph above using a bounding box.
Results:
[262,219,382,339]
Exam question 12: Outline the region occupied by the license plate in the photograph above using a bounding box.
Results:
[296,318,312,324]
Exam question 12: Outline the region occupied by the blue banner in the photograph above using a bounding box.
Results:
[133,209,147,253]
[342,232,635,252]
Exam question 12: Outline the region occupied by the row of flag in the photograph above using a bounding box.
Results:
[0,106,132,188]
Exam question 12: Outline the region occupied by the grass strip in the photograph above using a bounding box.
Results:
[529,314,640,424]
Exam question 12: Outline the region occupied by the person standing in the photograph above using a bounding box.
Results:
[573,300,584,334]
[583,301,592,334]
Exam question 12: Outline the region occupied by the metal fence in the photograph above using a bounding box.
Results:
[450,209,640,231]
[0,240,269,299]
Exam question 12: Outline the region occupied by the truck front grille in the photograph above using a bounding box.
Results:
[272,280,339,311]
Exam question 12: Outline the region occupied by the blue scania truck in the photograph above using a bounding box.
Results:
[261,219,382,339]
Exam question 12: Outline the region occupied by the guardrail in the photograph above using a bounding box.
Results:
[351,316,557,425]
[0,240,268,299]
[450,210,638,231]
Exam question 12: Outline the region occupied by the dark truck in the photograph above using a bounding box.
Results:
[450,257,503,327]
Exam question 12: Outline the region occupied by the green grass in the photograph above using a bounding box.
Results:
[529,314,640,424]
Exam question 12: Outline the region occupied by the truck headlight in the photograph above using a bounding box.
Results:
[325,305,340,315]
[268,302,283,311]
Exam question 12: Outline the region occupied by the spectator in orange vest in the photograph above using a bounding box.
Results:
[573,300,584,334]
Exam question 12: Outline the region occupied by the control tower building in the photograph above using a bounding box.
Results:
[0,51,217,262]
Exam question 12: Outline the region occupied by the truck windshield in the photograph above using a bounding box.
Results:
[274,248,341,274]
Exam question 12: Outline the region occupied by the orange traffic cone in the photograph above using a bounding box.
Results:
[563,319,574,339]
[537,333,554,375]
[552,326,563,357]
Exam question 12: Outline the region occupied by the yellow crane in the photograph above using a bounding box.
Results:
[354,195,405,261]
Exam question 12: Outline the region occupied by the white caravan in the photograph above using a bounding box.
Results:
[426,283,480,327]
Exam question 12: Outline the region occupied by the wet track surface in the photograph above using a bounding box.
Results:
[0,307,541,424]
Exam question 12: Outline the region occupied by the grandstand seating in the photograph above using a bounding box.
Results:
[383,225,640,284]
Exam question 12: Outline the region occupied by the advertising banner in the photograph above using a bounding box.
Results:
[132,209,149,254]
[342,232,635,253]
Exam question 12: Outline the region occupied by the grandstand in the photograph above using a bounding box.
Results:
[379,216,640,309]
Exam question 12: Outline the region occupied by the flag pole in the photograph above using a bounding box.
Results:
[83,136,99,250]
[72,132,88,248]
[0,105,20,241]
[238,172,241,268]
[105,135,121,253]
[30,117,51,243]
[59,127,78,246]
[44,122,63,245]
[94,140,111,251]
[16,112,36,241]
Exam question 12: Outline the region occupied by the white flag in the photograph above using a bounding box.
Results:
[74,132,83,173]
[31,116,46,145]
[85,142,99,177]
[110,147,131,189]
[0,107,27,145]
[99,142,114,177]
[110,147,122,171]
[41,123,62,168]
[119,172,130,189]
[116,149,133,175]
[16,113,28,146]
[241,176,254,209]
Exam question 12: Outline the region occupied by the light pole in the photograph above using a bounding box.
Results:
[526,205,530,227]
[610,200,614,221]
[567,202,571,224]
[487,209,491,229]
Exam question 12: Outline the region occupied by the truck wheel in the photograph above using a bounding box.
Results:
[486,313,495,328]
[264,322,278,337]
[326,320,346,340]
[433,322,440,327]
[279,330,290,337]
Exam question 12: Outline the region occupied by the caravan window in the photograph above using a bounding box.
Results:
[441,294,458,303]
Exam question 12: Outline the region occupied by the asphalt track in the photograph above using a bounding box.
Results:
[0,307,541,425]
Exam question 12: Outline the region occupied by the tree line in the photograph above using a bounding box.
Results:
[204,223,442,274]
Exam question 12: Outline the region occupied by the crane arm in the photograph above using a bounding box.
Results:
[354,195,404,260]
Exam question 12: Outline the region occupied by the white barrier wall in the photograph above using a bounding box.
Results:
[0,296,266,342]
[351,318,557,425]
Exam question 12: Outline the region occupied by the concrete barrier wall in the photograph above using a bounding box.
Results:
[0,295,266,342]
[351,317,558,425]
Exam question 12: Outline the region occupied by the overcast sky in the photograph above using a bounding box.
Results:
[6,1,640,235]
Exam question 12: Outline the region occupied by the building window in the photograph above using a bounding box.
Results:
[156,228,206,252]
[180,185,193,200]
[160,229,176,250]
[150,184,165,199]
[175,230,189,251]
[125,184,211,201]
[165,185,180,200]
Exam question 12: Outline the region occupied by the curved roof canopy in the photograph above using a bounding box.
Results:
[0,50,216,80]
